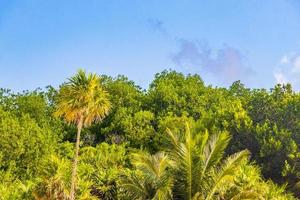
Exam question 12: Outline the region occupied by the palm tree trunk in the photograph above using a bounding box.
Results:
[69,119,83,200]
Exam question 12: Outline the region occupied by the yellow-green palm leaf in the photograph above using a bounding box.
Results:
[54,69,111,127]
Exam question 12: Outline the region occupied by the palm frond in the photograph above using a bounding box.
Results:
[205,150,249,200]
[200,132,231,181]
[120,171,153,199]
[121,152,173,200]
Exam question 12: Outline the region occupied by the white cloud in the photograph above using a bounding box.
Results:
[274,53,300,90]
[280,55,290,64]
[292,56,300,73]
[274,72,287,84]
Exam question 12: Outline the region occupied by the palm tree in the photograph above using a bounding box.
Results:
[120,124,251,200]
[54,69,111,200]
[166,124,250,200]
[121,152,174,200]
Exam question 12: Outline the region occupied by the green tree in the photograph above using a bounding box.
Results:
[54,69,111,200]
[0,107,59,180]
[101,107,155,149]
[146,70,205,119]
[240,84,300,189]
[79,143,128,199]
[99,75,146,145]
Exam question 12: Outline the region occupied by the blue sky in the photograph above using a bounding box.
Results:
[1,0,300,91]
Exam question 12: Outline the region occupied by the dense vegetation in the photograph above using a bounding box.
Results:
[0,69,300,199]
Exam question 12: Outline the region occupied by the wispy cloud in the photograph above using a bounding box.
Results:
[292,56,300,73]
[146,18,255,85]
[171,39,255,84]
[274,53,300,90]
[274,72,287,84]
[280,55,290,64]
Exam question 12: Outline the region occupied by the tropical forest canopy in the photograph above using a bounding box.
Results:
[0,69,300,200]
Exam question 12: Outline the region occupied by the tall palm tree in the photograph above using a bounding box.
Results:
[55,69,111,200]
[121,152,174,200]
[166,124,250,200]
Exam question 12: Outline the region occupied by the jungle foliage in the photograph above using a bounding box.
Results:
[0,70,299,199]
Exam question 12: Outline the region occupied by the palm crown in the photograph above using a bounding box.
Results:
[54,69,111,127]
[166,124,249,200]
